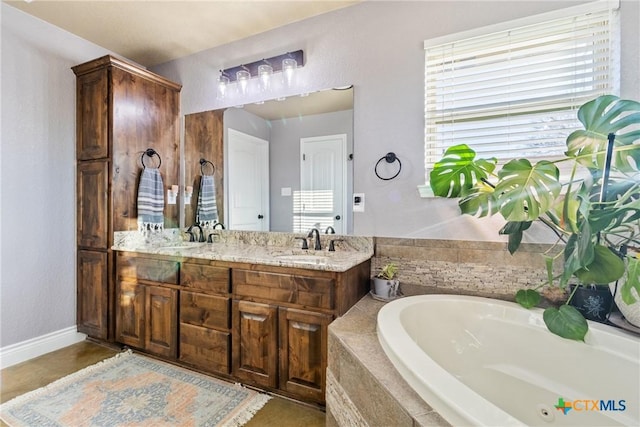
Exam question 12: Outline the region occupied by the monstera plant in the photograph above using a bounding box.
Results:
[430,95,640,341]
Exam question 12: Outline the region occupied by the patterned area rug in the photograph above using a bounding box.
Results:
[0,351,270,426]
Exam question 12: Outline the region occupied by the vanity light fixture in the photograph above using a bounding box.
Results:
[236,67,251,96]
[216,72,230,100]
[258,60,273,92]
[219,50,304,98]
[282,56,297,88]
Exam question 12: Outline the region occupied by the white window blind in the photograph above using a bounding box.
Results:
[424,2,620,173]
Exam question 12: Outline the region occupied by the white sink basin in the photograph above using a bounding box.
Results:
[158,242,207,249]
[276,254,331,265]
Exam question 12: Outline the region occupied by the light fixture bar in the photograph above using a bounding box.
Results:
[222,50,304,82]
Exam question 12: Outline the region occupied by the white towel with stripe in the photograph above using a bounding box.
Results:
[196,175,219,227]
[137,167,165,231]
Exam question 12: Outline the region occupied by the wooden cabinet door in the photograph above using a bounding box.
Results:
[279,308,331,403]
[111,67,181,231]
[77,160,109,249]
[77,250,108,339]
[232,300,278,389]
[180,323,230,375]
[76,68,109,160]
[145,286,177,358]
[115,281,145,349]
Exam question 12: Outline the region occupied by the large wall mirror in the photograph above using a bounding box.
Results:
[183,87,354,235]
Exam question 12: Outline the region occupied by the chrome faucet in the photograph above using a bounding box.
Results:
[307,228,322,250]
[187,223,205,242]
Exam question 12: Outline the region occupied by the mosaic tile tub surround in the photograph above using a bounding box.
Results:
[371,237,559,300]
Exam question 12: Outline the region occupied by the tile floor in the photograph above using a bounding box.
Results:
[0,340,325,427]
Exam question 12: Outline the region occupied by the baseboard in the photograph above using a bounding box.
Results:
[0,326,87,369]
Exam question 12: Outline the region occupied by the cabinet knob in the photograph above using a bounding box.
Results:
[258,214,264,219]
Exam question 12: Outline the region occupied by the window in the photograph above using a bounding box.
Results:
[423,1,620,179]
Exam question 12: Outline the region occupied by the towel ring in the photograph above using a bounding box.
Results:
[374,152,402,180]
[200,158,215,176]
[141,148,162,169]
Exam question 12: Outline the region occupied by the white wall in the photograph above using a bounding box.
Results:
[0,4,110,347]
[153,0,640,240]
[1,0,638,349]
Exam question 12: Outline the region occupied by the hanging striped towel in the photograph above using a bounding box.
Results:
[196,175,219,227]
[137,167,165,231]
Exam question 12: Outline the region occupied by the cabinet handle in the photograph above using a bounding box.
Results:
[242,313,267,322]
[292,322,319,332]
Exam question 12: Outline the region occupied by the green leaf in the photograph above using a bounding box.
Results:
[543,305,588,341]
[566,95,640,171]
[458,183,497,218]
[544,255,555,287]
[574,245,625,285]
[562,226,595,285]
[515,289,541,309]
[499,221,532,254]
[430,144,496,198]
[621,257,640,305]
[494,159,561,222]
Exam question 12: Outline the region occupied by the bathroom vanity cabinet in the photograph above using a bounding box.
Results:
[73,56,181,341]
[232,268,337,403]
[115,254,179,358]
[112,250,370,405]
[179,260,232,376]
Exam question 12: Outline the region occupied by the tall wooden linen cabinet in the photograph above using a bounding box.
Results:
[73,56,181,340]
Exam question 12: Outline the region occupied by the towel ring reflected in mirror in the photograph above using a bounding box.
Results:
[141,148,162,169]
[375,152,402,180]
[200,158,215,176]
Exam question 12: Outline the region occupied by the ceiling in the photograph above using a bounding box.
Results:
[4,0,359,67]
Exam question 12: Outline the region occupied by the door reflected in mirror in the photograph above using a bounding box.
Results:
[224,87,354,234]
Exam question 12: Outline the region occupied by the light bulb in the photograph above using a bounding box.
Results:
[258,64,273,93]
[236,69,250,96]
[282,57,297,88]
[217,74,230,100]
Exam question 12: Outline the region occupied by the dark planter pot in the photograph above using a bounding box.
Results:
[569,284,614,323]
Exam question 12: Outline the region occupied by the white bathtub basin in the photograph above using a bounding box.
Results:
[377,295,639,426]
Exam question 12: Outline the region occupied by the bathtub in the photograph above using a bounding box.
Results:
[377,295,639,427]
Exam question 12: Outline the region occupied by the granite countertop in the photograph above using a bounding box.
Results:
[112,229,374,272]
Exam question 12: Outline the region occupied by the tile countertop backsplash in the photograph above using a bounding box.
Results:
[113,229,374,273]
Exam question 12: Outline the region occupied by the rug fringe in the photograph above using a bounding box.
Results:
[222,392,272,427]
[0,349,132,411]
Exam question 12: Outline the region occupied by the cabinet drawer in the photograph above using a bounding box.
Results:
[180,291,229,330]
[180,323,230,375]
[233,270,334,310]
[117,255,179,285]
[181,263,229,293]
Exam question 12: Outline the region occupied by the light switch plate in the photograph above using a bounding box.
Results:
[353,193,365,212]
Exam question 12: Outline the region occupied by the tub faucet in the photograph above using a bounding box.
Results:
[187,223,205,242]
[307,228,322,250]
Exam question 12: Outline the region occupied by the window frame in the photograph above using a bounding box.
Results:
[422,0,621,193]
